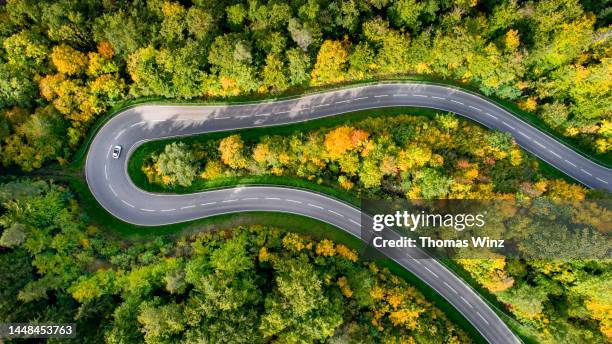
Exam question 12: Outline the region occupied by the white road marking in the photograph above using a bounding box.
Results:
[354,96,368,101]
[237,115,251,119]
[596,177,609,184]
[104,164,108,180]
[328,210,344,218]
[374,94,389,98]
[349,219,360,226]
[121,199,135,208]
[393,93,408,97]
[336,100,351,104]
[450,99,464,105]
[108,184,117,197]
[580,169,593,176]
[161,208,176,212]
[476,312,490,325]
[461,296,473,308]
[424,267,439,278]
[502,121,516,130]
[444,282,458,294]
[241,197,259,201]
[431,96,445,100]
[222,199,238,203]
[308,203,323,209]
[255,113,270,117]
[412,94,428,98]
[468,105,482,111]
[265,197,281,200]
[565,160,577,167]
[140,208,155,212]
[286,199,302,204]
[534,141,547,149]
[485,112,498,119]
[414,259,422,265]
[181,205,196,210]
[518,131,530,139]
[130,121,144,128]
[275,110,291,114]
[200,202,217,206]
[549,151,562,158]
[215,116,230,120]
[313,103,329,107]
[114,129,126,140]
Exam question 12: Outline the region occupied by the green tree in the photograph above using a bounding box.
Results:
[226,4,247,28]
[0,222,27,248]
[286,48,311,86]
[186,7,215,41]
[487,131,513,153]
[154,142,197,187]
[138,300,185,344]
[0,64,38,108]
[1,106,66,171]
[416,168,453,199]
[159,1,187,43]
[348,43,376,77]
[540,102,569,129]
[388,0,424,31]
[261,54,289,93]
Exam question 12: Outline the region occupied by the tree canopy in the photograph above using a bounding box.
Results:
[0,179,471,343]
[0,0,610,171]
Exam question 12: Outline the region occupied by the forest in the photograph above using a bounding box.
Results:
[0,179,471,343]
[0,0,610,342]
[0,0,610,171]
[136,113,612,343]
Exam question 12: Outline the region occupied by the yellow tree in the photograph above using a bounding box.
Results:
[311,40,349,86]
[51,44,88,75]
[546,179,586,201]
[398,145,431,171]
[458,256,514,293]
[219,134,247,169]
[253,143,271,165]
[324,126,355,160]
[504,29,520,51]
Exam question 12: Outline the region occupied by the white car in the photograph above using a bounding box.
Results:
[112,145,122,159]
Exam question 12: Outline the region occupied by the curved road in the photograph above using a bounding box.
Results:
[86,83,611,344]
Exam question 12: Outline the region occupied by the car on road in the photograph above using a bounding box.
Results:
[112,145,122,159]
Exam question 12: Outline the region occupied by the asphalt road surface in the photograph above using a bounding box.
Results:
[86,82,611,344]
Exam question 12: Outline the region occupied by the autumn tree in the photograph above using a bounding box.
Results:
[311,40,349,85]
[51,44,88,75]
[219,134,248,169]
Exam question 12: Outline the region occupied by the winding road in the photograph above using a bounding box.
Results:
[86,82,612,344]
